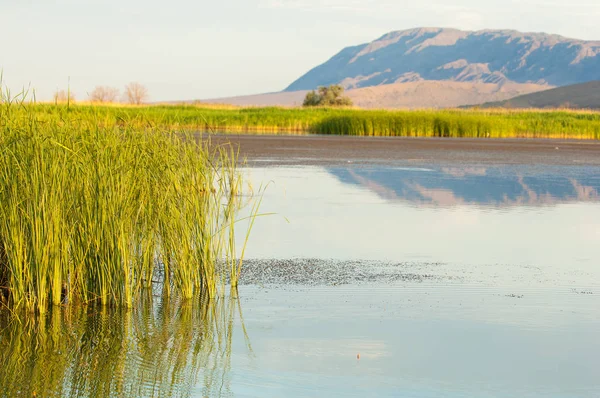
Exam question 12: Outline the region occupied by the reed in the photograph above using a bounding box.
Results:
[0,295,247,397]
[23,103,600,139]
[0,94,252,313]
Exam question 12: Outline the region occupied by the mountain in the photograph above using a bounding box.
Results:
[285,28,600,91]
[200,81,548,109]
[479,81,600,109]
[328,166,600,207]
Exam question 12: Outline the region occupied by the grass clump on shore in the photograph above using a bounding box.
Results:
[24,103,600,139]
[0,96,251,314]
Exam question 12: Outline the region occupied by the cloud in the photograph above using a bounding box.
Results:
[261,0,599,19]
[259,0,486,31]
[452,10,485,30]
[260,0,395,13]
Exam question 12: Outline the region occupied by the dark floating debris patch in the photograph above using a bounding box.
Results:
[505,294,525,299]
[571,289,594,295]
[239,258,446,286]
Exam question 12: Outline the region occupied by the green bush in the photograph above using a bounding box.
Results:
[303,85,353,107]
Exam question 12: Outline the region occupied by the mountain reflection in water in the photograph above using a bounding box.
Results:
[329,166,600,207]
[0,294,249,397]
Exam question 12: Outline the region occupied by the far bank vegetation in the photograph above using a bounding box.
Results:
[88,86,120,103]
[53,89,76,104]
[83,82,150,104]
[124,82,149,105]
[18,103,600,140]
[303,85,353,107]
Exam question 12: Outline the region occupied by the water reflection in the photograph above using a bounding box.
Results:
[329,166,600,207]
[233,164,600,396]
[242,165,600,269]
[0,294,249,397]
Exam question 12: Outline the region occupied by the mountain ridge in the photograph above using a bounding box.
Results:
[479,81,600,109]
[285,27,600,91]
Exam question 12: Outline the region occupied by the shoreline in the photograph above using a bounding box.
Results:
[23,104,600,140]
[209,134,600,166]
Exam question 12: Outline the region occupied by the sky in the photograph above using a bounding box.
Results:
[2,0,600,102]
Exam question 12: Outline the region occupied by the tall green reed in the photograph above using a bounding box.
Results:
[0,95,252,313]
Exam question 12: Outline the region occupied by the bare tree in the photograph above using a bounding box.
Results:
[123,82,149,105]
[89,86,120,103]
[53,89,76,104]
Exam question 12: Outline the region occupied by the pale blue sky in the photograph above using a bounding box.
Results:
[3,0,600,101]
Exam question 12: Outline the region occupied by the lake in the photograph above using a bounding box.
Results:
[1,136,599,397]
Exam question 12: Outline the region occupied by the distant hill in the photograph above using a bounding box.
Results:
[479,81,600,109]
[200,81,549,109]
[285,28,600,91]
[200,91,309,107]
[343,81,548,109]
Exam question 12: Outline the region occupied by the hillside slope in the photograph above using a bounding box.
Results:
[286,28,600,91]
[200,81,549,109]
[346,81,548,109]
[480,81,600,109]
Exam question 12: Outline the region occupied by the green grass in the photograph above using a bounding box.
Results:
[21,103,600,139]
[1,100,599,310]
[0,97,253,313]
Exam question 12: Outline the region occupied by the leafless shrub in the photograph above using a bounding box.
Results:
[123,82,149,105]
[89,86,120,103]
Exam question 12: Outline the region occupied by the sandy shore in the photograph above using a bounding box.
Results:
[208,134,600,166]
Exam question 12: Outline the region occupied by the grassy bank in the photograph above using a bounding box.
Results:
[0,100,251,313]
[23,103,600,139]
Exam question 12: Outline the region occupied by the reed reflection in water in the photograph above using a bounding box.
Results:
[0,293,250,397]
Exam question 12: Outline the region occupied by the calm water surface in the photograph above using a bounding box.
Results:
[1,161,599,397]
